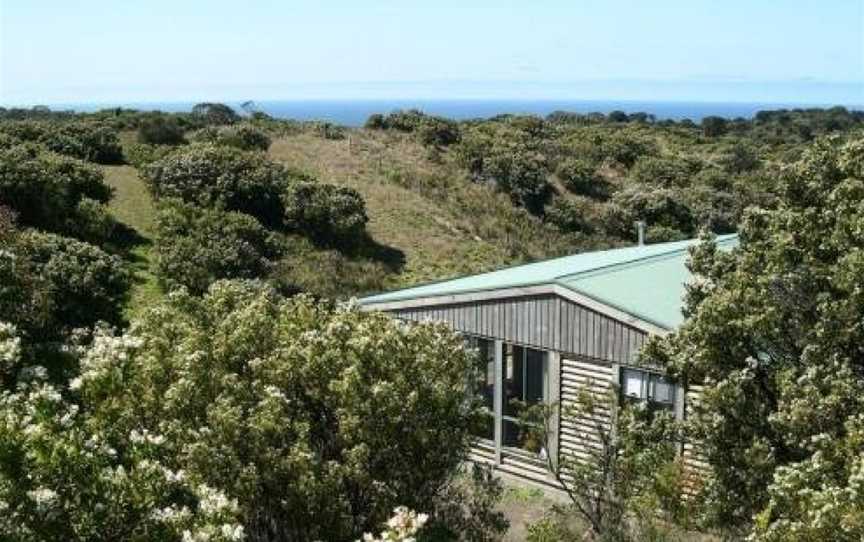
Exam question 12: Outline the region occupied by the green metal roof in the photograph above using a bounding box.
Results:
[360,234,739,330]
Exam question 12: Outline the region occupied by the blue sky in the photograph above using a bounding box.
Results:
[1,0,862,105]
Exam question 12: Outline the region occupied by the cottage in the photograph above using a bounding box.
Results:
[359,234,738,487]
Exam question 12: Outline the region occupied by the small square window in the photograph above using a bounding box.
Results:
[622,368,646,399]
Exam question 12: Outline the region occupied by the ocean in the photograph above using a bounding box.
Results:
[60,99,853,126]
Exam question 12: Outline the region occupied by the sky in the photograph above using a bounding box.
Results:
[1,0,862,106]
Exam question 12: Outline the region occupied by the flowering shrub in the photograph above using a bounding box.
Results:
[0,281,479,540]
[360,507,429,542]
[0,325,245,541]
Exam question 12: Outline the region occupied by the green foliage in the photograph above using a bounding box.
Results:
[456,123,551,214]
[603,187,694,241]
[153,200,281,295]
[124,142,176,169]
[0,120,123,164]
[190,123,271,151]
[544,198,595,234]
[136,115,186,146]
[269,236,391,299]
[369,110,461,147]
[555,158,603,197]
[0,143,117,244]
[0,282,480,540]
[701,116,728,137]
[527,389,686,541]
[14,230,129,337]
[628,156,700,188]
[281,181,368,245]
[142,144,290,228]
[191,102,240,125]
[644,137,864,539]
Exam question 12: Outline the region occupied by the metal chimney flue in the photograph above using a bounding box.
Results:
[634,221,646,246]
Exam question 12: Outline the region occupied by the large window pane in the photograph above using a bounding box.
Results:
[503,344,525,417]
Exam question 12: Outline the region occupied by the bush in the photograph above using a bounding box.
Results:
[281,181,368,245]
[269,236,391,298]
[137,114,186,146]
[701,115,728,137]
[0,143,115,242]
[0,282,480,540]
[603,187,694,241]
[124,142,176,169]
[555,158,601,196]
[16,230,129,334]
[544,198,595,234]
[154,201,280,294]
[0,121,123,164]
[143,144,290,228]
[190,123,271,151]
[191,102,241,125]
[629,155,698,187]
[365,113,386,130]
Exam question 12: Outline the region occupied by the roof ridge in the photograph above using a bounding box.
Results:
[555,233,738,282]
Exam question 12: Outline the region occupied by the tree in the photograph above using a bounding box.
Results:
[644,137,864,539]
[0,281,482,541]
[191,103,240,125]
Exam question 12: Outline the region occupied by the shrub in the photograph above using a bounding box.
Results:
[600,131,657,168]
[281,181,368,245]
[365,113,386,130]
[602,187,694,241]
[154,201,280,294]
[142,144,290,228]
[720,142,761,173]
[0,143,115,242]
[555,158,600,196]
[0,121,123,164]
[124,142,176,169]
[0,281,479,540]
[629,155,697,187]
[269,236,391,298]
[544,198,595,234]
[191,102,241,125]
[16,230,129,334]
[137,115,186,146]
[190,123,271,151]
[701,115,728,137]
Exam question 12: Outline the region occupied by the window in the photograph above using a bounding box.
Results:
[465,336,495,441]
[621,367,677,412]
[503,344,548,455]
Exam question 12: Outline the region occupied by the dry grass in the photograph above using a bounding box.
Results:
[268,130,590,289]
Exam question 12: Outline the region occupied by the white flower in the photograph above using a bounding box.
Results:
[27,487,58,509]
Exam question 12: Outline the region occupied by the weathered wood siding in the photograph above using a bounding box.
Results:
[391,295,648,364]
[559,357,615,465]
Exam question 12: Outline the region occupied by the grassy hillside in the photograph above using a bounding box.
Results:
[267,130,597,287]
[100,128,593,315]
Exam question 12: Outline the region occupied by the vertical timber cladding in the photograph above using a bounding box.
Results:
[391,294,648,364]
